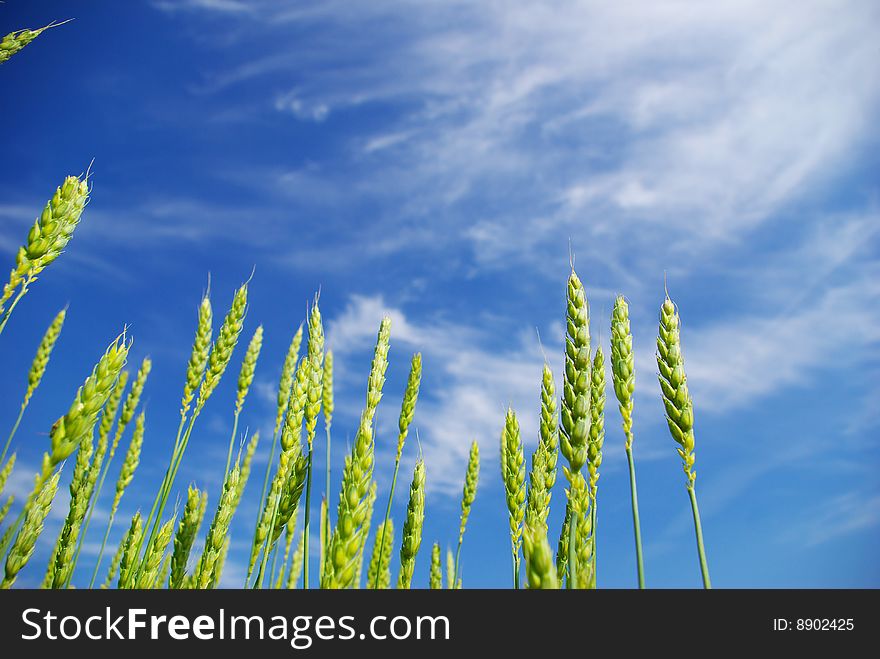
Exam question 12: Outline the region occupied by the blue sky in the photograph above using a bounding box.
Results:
[1,0,878,588]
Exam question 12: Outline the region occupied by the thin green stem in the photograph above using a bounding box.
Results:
[88,506,117,588]
[513,542,521,589]
[247,424,280,586]
[373,456,401,589]
[567,507,577,589]
[132,412,192,586]
[0,404,25,467]
[453,538,463,588]
[269,541,280,589]
[0,278,31,338]
[687,484,711,589]
[255,463,286,589]
[224,410,240,479]
[324,422,331,564]
[142,415,186,547]
[625,445,645,589]
[591,494,597,588]
[507,512,521,589]
[302,451,313,589]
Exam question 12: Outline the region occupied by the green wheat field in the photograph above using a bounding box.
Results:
[0,20,712,592]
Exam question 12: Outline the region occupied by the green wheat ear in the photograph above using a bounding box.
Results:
[523,524,558,589]
[373,351,421,589]
[657,295,696,482]
[526,363,559,534]
[0,21,70,65]
[500,407,525,588]
[397,460,426,589]
[657,292,711,588]
[611,295,645,588]
[1,307,66,466]
[1,172,90,335]
[453,440,479,586]
[323,317,390,590]
[429,543,442,589]
[560,269,591,480]
[2,470,60,589]
[560,267,591,589]
[169,486,204,589]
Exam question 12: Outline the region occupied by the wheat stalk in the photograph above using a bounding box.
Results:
[252,358,309,588]
[446,547,455,589]
[353,482,377,588]
[0,454,14,525]
[195,465,241,589]
[366,519,394,589]
[135,517,175,589]
[233,430,260,512]
[0,454,14,492]
[526,363,559,533]
[322,317,390,589]
[117,513,143,588]
[0,21,69,65]
[156,553,172,590]
[169,486,205,589]
[501,407,525,588]
[0,333,129,564]
[523,523,558,589]
[77,357,150,579]
[275,512,299,589]
[254,352,309,587]
[88,409,145,587]
[374,352,421,588]
[213,537,231,587]
[429,542,441,589]
[224,325,263,477]
[453,440,479,586]
[657,293,711,588]
[611,295,644,588]
[569,472,593,590]
[142,282,247,584]
[397,459,425,589]
[555,500,572,585]
[587,345,605,587]
[276,324,305,435]
[321,349,335,571]
[96,370,128,461]
[560,268,590,588]
[101,527,126,588]
[0,173,89,336]
[44,434,94,588]
[235,325,264,416]
[286,531,304,589]
[302,296,325,589]
[1,308,66,465]
[1,470,60,589]
[48,333,129,471]
[182,295,213,417]
[252,324,303,581]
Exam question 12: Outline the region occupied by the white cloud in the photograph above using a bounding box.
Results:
[328,294,551,494]
[162,1,880,273]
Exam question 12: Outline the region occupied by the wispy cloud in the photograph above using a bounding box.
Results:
[783,491,880,547]
[159,1,878,260]
[152,0,253,14]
